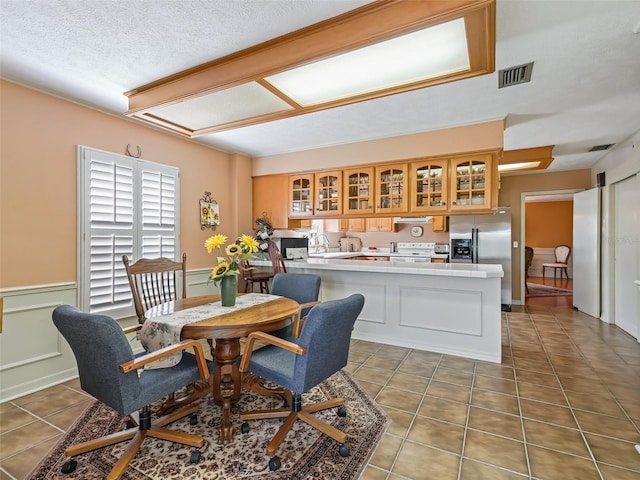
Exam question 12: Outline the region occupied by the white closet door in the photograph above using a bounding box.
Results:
[573,188,600,318]
[614,173,640,339]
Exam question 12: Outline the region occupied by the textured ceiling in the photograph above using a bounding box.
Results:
[1,0,639,172]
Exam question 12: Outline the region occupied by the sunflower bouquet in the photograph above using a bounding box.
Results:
[204,234,260,286]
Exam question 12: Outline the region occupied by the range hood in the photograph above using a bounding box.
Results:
[393,216,433,224]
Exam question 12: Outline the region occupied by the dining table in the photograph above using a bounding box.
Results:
[143,292,300,443]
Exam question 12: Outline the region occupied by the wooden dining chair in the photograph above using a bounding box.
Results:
[267,240,287,274]
[240,260,274,293]
[524,246,534,294]
[122,253,187,324]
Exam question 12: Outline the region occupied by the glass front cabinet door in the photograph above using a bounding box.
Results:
[289,174,314,216]
[314,170,342,216]
[410,159,448,213]
[375,164,408,214]
[343,167,374,215]
[450,154,493,211]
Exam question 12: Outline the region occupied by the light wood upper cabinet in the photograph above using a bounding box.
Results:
[409,159,449,213]
[253,175,289,229]
[314,170,342,216]
[339,218,366,232]
[289,174,314,217]
[449,153,494,212]
[365,217,396,232]
[374,164,408,214]
[343,167,375,215]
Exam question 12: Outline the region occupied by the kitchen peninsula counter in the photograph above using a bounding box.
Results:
[253,257,503,363]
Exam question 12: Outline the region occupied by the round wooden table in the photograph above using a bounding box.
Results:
[145,294,300,443]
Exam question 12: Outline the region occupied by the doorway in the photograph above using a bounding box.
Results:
[521,190,581,306]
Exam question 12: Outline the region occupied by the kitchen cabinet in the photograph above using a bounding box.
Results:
[315,170,342,216]
[339,218,366,232]
[374,164,408,214]
[432,216,448,232]
[289,174,314,217]
[410,160,448,213]
[253,175,289,229]
[366,217,396,232]
[343,167,375,215]
[449,153,495,212]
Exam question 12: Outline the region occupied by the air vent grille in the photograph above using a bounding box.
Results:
[498,62,534,88]
[588,144,615,152]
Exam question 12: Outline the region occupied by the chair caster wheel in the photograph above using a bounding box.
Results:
[189,413,198,425]
[268,456,281,471]
[337,406,347,417]
[339,443,350,457]
[240,421,250,434]
[61,458,77,474]
[190,450,201,464]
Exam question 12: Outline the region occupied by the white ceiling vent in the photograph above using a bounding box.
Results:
[588,143,615,152]
[498,62,534,88]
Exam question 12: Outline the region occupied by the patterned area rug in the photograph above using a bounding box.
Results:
[29,370,389,479]
[526,283,572,297]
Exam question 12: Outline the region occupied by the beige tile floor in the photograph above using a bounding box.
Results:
[1,303,639,480]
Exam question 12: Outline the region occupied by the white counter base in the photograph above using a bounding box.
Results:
[259,258,503,364]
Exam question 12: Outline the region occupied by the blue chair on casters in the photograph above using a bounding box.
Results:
[52,305,213,480]
[238,294,365,471]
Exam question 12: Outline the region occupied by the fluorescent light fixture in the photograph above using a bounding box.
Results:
[125,1,496,136]
[150,82,293,130]
[265,19,469,106]
[498,161,540,172]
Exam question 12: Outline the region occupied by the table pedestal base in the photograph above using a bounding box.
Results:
[213,338,241,444]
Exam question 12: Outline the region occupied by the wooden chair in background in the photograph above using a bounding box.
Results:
[524,246,534,294]
[542,245,571,279]
[241,260,274,293]
[122,253,187,324]
[267,240,287,275]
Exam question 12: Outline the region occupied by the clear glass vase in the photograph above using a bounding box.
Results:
[220,275,237,307]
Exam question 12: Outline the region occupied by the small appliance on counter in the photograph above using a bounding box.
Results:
[432,243,450,262]
[339,237,362,252]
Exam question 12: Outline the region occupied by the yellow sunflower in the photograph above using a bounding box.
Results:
[240,234,259,253]
[204,234,227,253]
[225,244,241,257]
[211,262,229,279]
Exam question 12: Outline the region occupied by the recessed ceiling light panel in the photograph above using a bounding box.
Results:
[150,82,293,130]
[266,19,470,106]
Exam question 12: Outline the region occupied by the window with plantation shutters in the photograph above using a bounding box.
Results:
[78,146,180,318]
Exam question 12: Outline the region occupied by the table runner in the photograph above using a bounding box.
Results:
[140,293,281,369]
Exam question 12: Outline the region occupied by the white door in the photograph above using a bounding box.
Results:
[614,173,640,339]
[573,188,600,318]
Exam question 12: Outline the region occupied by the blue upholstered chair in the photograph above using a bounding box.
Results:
[239,294,365,471]
[52,305,212,480]
[270,272,321,338]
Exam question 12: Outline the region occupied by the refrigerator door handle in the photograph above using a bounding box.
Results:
[472,228,479,263]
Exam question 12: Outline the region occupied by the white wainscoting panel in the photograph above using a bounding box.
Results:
[399,286,482,336]
[0,283,77,402]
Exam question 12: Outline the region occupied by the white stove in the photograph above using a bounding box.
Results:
[392,242,436,262]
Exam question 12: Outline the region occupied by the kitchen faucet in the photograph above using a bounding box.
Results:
[314,234,330,253]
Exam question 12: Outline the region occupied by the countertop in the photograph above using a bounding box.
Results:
[254,257,503,279]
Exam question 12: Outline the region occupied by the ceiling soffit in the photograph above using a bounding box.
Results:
[124,0,496,137]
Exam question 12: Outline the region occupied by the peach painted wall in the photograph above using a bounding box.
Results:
[252,120,504,175]
[525,201,573,248]
[498,169,592,300]
[0,80,250,288]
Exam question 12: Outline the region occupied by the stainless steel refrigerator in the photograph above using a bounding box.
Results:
[449,207,512,311]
